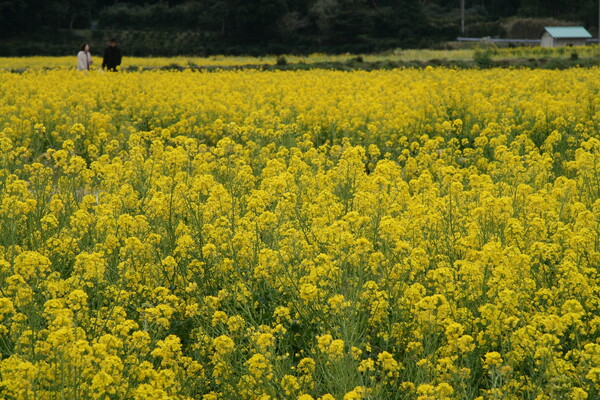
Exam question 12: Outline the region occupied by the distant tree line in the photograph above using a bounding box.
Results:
[1,0,598,53]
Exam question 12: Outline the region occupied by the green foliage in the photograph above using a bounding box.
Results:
[473,48,494,68]
[276,55,288,65]
[465,21,507,38]
[98,2,205,31]
[1,0,599,55]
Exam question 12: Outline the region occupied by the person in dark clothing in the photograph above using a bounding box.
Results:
[102,38,122,71]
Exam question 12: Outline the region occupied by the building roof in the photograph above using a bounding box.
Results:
[544,27,592,39]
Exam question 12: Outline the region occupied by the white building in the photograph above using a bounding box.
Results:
[541,27,592,48]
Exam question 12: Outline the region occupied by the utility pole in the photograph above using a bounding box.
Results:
[461,0,465,35]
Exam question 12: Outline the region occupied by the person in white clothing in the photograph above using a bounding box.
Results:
[77,44,92,71]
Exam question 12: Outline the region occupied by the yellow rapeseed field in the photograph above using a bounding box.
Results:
[0,66,598,400]
[2,45,600,70]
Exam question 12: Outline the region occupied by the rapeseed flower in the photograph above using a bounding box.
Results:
[0,65,598,400]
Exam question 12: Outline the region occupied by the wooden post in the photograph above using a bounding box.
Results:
[461,0,465,35]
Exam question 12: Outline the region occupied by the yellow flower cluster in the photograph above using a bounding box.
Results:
[0,65,599,400]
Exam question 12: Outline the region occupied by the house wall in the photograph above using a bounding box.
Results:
[541,32,553,47]
[554,38,587,47]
